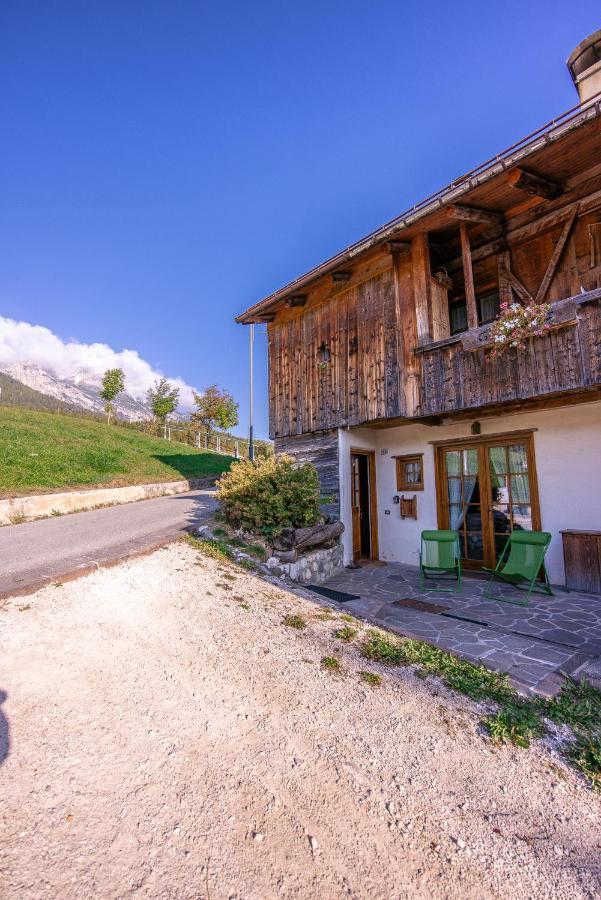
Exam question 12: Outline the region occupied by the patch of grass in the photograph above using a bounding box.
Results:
[243,543,268,561]
[184,535,234,562]
[314,608,334,621]
[321,655,342,672]
[212,526,228,538]
[359,671,382,687]
[282,614,307,630]
[0,407,234,496]
[567,735,601,792]
[237,557,258,571]
[484,702,545,749]
[542,679,601,792]
[360,630,408,665]
[400,639,514,704]
[340,613,361,625]
[50,508,62,517]
[544,678,601,733]
[334,625,358,643]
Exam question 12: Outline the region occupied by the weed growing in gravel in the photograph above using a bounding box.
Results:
[282,614,307,630]
[360,671,382,687]
[212,527,228,538]
[237,557,258,571]
[340,613,361,625]
[334,625,358,643]
[484,702,545,749]
[184,535,234,562]
[50,509,63,517]
[321,656,342,672]
[567,735,601,792]
[314,609,334,621]
[542,679,601,791]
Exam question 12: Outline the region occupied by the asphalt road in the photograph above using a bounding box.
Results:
[0,489,217,599]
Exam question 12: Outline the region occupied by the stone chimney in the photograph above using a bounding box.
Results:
[567,30,601,106]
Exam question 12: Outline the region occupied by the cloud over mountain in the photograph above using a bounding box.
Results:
[0,316,197,407]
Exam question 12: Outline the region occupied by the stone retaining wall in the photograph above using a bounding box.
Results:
[266,543,344,584]
[0,478,213,526]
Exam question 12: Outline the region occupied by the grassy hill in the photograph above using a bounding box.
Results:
[0,406,235,497]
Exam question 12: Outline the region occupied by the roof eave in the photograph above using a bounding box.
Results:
[236,94,601,325]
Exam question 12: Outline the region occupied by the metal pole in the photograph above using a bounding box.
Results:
[249,323,255,462]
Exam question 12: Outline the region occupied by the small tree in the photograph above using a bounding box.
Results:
[100,368,125,424]
[147,377,179,425]
[192,384,238,435]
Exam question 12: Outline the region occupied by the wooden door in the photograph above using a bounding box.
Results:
[351,454,362,561]
[351,451,379,561]
[436,433,540,569]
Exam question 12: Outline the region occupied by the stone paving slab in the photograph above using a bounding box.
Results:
[315,562,601,694]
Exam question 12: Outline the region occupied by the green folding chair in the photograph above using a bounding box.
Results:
[419,530,462,593]
[484,530,553,606]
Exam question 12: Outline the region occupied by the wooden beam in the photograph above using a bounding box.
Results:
[446,204,504,227]
[498,264,532,303]
[381,240,411,255]
[446,236,508,273]
[285,295,307,308]
[535,207,579,303]
[330,271,351,284]
[257,313,276,323]
[411,234,432,344]
[459,224,479,330]
[507,167,563,201]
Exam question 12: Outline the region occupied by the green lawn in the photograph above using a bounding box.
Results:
[0,407,235,497]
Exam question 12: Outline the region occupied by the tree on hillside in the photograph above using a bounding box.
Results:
[191,384,238,435]
[100,368,125,424]
[147,377,179,425]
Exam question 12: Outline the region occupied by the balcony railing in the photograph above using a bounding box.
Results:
[415,288,601,417]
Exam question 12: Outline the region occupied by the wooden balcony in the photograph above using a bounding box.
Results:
[416,289,601,417]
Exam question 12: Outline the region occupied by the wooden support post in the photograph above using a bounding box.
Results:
[460,224,479,330]
[411,234,432,344]
[430,278,451,341]
[498,252,513,306]
[393,252,421,417]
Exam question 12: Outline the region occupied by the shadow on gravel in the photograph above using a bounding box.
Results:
[0,690,9,765]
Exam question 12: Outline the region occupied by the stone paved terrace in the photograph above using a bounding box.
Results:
[305,562,601,695]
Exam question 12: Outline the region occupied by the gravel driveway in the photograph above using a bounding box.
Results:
[0,542,599,899]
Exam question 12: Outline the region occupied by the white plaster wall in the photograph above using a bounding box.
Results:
[337,400,601,585]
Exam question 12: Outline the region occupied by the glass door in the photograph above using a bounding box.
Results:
[487,441,534,563]
[442,446,485,567]
[438,434,539,569]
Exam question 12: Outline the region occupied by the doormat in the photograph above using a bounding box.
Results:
[393,598,449,614]
[306,585,361,603]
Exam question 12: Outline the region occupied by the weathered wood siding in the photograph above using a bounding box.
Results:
[419,295,601,416]
[274,431,340,519]
[269,259,406,439]
[267,163,601,438]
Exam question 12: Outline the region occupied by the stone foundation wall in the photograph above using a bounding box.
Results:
[266,543,344,584]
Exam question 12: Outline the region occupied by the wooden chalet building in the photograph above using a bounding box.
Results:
[237,32,601,586]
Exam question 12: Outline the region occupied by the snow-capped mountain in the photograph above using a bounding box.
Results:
[1,361,152,421]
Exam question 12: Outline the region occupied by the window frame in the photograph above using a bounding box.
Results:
[395,453,424,492]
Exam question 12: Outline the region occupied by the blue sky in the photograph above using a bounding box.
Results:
[0,2,598,438]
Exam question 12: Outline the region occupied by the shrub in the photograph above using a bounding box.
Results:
[216,454,320,538]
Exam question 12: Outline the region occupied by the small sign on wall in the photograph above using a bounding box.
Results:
[399,495,418,519]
